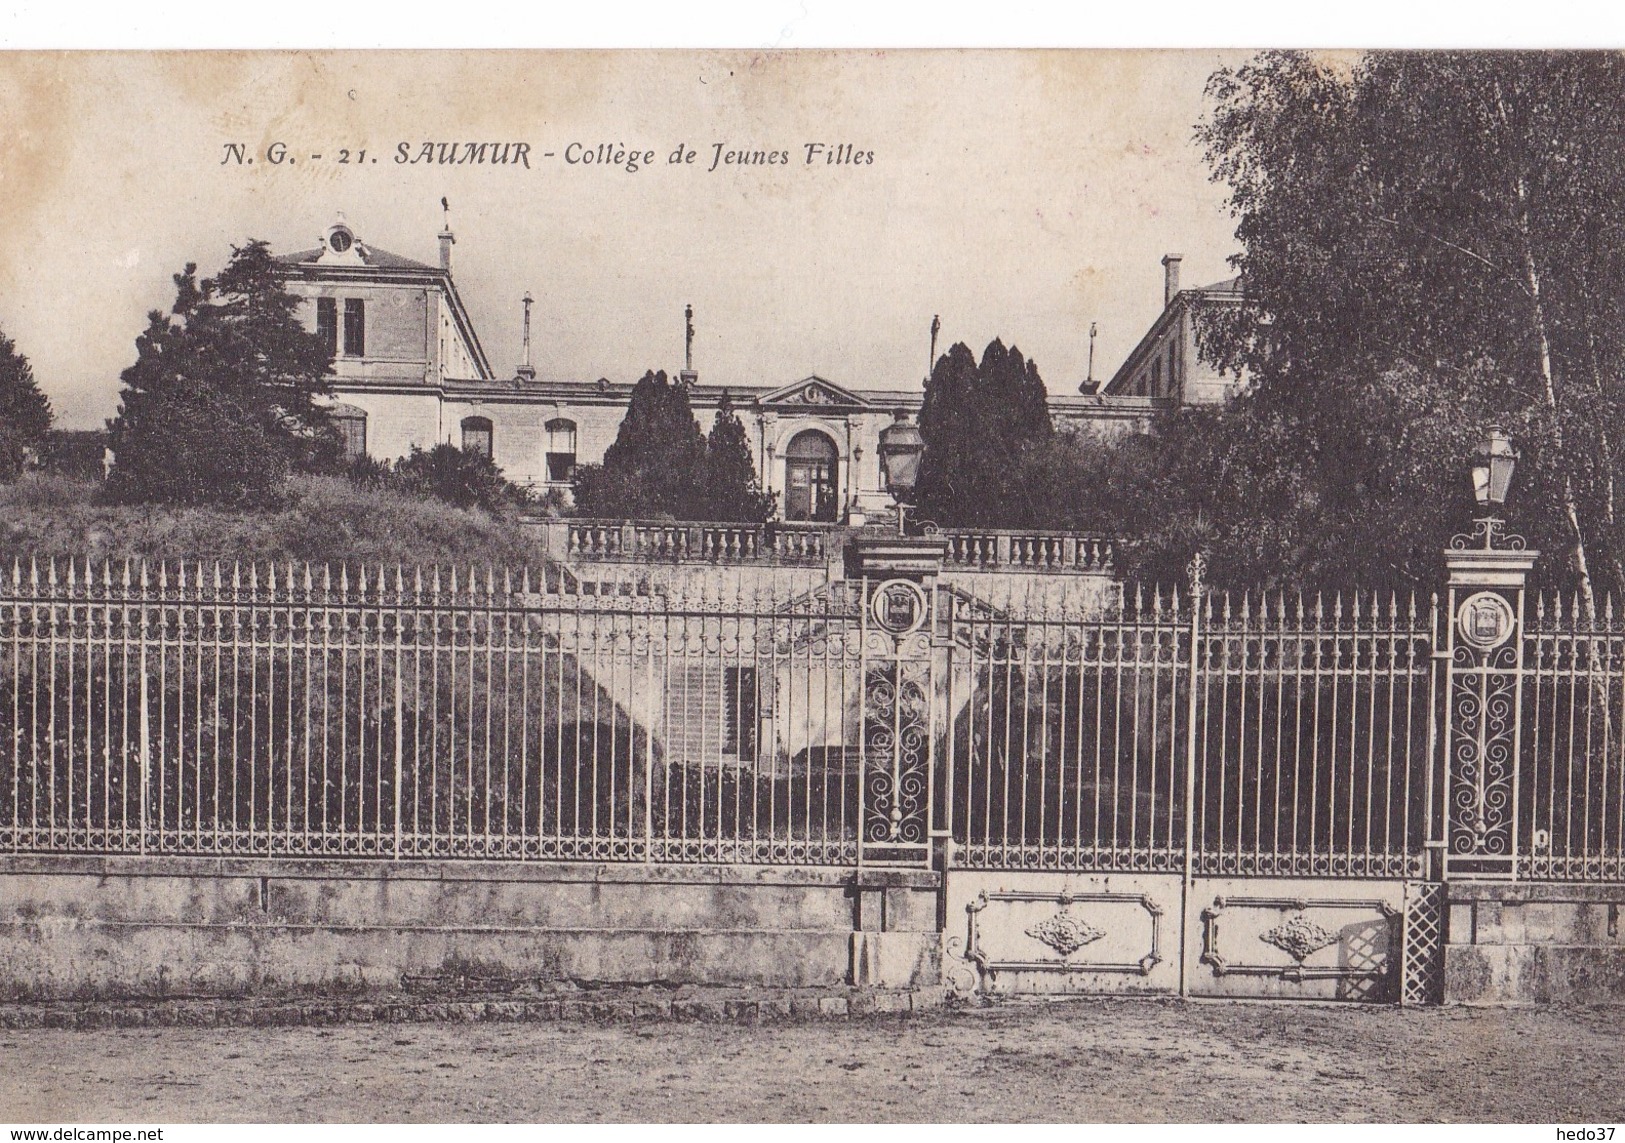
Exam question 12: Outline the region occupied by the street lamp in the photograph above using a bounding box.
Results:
[1459,425,1522,552]
[877,411,924,536]
[1472,426,1519,510]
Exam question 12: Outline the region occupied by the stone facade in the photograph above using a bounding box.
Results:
[276,217,1179,520]
[1100,253,1246,406]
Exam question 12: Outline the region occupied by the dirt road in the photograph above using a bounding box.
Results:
[2,998,1620,1123]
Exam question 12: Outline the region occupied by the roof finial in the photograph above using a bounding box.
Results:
[1080,321,1100,395]
[517,291,535,382]
[927,314,940,385]
[681,303,697,385]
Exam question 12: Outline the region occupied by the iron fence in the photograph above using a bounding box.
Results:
[0,555,1619,881]
[1520,592,1625,880]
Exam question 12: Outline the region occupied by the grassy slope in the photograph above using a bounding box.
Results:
[0,474,546,575]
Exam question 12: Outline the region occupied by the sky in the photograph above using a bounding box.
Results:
[0,50,1250,429]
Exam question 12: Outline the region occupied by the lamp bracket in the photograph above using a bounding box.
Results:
[1450,516,1527,553]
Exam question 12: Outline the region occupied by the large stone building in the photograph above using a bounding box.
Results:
[1098,253,1246,404]
[277,217,1230,522]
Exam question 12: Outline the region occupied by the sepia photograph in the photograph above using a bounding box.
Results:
[0,29,1623,1127]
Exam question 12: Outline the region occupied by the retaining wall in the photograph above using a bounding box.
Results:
[1444,881,1625,1003]
[0,856,942,1002]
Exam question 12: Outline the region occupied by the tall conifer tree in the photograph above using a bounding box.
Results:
[0,330,52,481]
[106,240,334,506]
[702,392,774,522]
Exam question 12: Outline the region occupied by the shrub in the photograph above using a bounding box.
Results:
[0,474,542,571]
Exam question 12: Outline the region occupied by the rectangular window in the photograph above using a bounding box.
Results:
[316,298,338,358]
[343,298,365,357]
[545,420,577,483]
[723,666,758,762]
[546,452,575,482]
[461,419,493,459]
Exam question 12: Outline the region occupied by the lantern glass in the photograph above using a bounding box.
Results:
[878,414,924,499]
[1472,427,1519,508]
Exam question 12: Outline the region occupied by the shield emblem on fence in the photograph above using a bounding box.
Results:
[1458,591,1514,650]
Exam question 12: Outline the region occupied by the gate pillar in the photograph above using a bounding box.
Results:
[847,534,949,869]
[1441,519,1539,880]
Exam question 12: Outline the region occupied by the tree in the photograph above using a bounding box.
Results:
[914,338,1053,526]
[572,370,708,519]
[1176,50,1625,600]
[0,330,52,481]
[106,239,334,506]
[701,392,774,522]
[388,443,530,513]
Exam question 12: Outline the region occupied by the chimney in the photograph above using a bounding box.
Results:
[438,196,455,272]
[517,291,536,382]
[1161,253,1183,307]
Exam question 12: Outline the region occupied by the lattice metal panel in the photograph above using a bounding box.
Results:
[1400,881,1446,1006]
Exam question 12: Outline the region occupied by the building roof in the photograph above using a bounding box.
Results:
[274,245,436,271]
[1196,275,1242,295]
[1101,275,1246,398]
[274,229,495,381]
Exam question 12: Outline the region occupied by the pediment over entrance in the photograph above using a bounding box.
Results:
[758,375,871,410]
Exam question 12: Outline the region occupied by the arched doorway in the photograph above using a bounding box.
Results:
[784,429,839,522]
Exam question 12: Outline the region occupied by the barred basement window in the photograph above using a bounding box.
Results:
[723,666,758,762]
[343,298,366,357]
[316,297,338,358]
[461,415,494,459]
[329,404,367,459]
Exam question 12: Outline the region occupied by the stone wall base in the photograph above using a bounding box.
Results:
[0,856,942,1002]
[1444,882,1625,1004]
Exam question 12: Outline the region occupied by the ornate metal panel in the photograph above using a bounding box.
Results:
[1190,884,1403,1001]
[942,872,1180,997]
[858,578,936,865]
[1443,582,1525,878]
[1399,881,1446,1006]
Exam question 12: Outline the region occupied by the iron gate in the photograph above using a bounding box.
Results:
[938,566,1439,1003]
